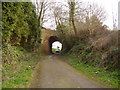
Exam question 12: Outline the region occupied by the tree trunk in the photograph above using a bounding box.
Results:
[68,1,77,37]
[38,2,44,26]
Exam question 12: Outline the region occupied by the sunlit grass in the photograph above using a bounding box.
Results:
[52,48,57,53]
[2,54,41,88]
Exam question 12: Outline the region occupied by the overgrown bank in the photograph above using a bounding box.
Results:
[2,51,42,88]
[58,26,119,70]
[55,0,119,72]
[59,29,119,88]
[2,2,42,88]
[59,28,119,88]
[63,54,119,88]
[57,17,119,88]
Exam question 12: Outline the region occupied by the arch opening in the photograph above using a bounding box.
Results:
[48,36,62,54]
[52,41,62,54]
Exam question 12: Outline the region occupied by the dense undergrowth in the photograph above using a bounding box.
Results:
[57,24,119,88]
[2,2,42,88]
[2,45,26,64]
[61,29,119,88]
[57,24,119,71]
[68,42,119,71]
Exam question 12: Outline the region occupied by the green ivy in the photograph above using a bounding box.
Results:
[2,2,41,51]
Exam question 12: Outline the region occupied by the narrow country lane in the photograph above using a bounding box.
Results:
[29,55,107,88]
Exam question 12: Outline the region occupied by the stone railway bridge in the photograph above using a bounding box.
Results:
[41,28,60,54]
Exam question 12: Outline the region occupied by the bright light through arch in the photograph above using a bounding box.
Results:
[52,41,62,50]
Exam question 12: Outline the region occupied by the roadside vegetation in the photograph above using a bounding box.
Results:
[55,1,119,88]
[52,48,57,53]
[2,52,42,88]
[63,55,119,88]
[2,2,42,88]
[56,1,119,71]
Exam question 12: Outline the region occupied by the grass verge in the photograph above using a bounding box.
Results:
[63,54,119,88]
[2,53,42,88]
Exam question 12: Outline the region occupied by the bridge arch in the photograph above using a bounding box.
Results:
[41,28,62,54]
[48,36,60,53]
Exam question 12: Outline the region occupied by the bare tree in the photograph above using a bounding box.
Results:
[34,0,50,27]
[33,0,106,33]
[53,4,63,26]
[75,2,106,35]
[50,2,69,27]
[68,0,78,37]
